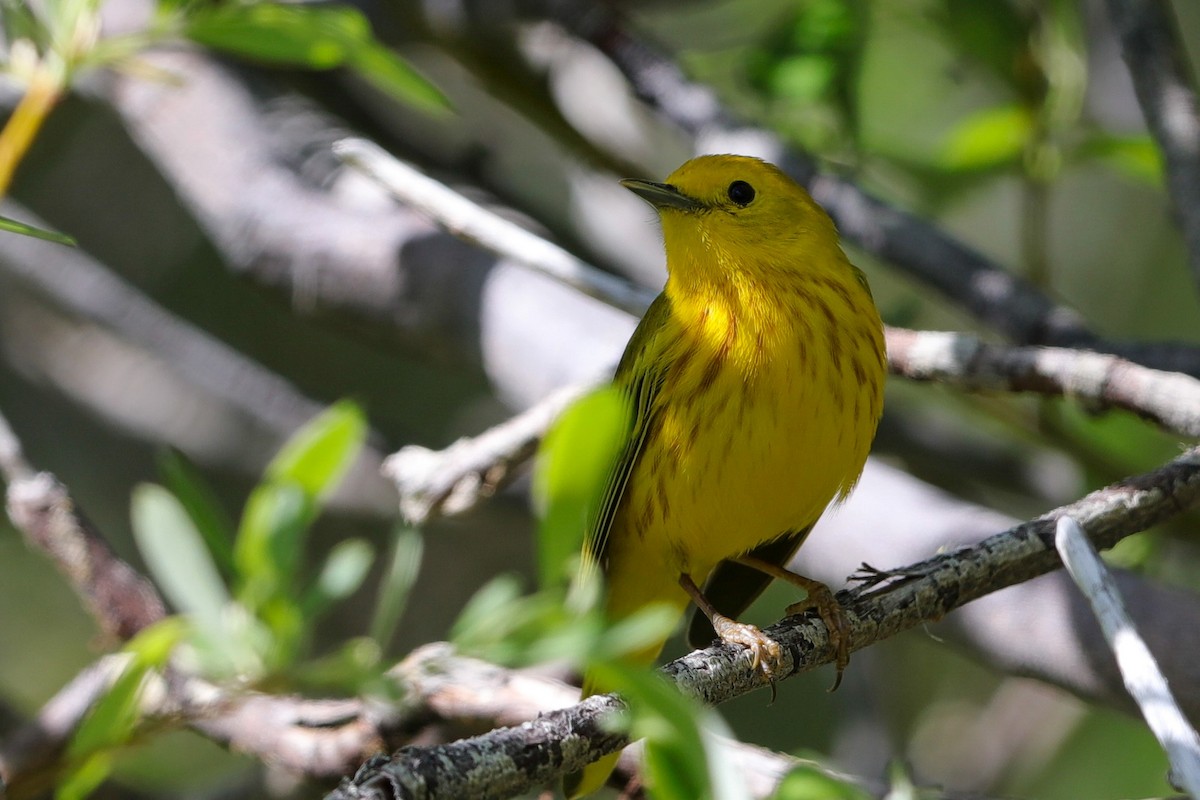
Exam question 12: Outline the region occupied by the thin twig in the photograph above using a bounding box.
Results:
[333,138,656,317]
[383,378,603,524]
[886,328,1200,438]
[1104,0,1200,291]
[329,445,1200,799]
[1054,517,1200,796]
[5,470,166,642]
[0,406,32,483]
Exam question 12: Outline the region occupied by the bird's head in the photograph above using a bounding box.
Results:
[622,154,842,283]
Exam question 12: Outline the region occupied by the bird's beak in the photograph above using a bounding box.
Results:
[620,179,703,212]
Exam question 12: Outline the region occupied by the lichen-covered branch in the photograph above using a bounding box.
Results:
[329,445,1200,799]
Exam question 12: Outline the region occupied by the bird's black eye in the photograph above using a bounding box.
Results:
[727,180,755,206]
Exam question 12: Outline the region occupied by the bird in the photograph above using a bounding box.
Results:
[565,154,886,797]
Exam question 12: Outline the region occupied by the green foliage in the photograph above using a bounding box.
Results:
[369,525,424,647]
[929,0,1042,103]
[172,1,449,113]
[744,0,866,155]
[156,449,236,579]
[940,104,1033,173]
[130,401,390,684]
[0,212,75,244]
[57,619,186,800]
[769,763,870,800]
[533,385,631,589]
[587,662,749,800]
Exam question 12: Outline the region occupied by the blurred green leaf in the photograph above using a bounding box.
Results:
[348,39,450,114]
[930,1,1042,103]
[1076,134,1163,185]
[593,604,679,664]
[0,0,50,50]
[744,0,865,152]
[267,399,366,501]
[234,480,310,609]
[157,448,236,579]
[770,763,870,800]
[589,662,749,800]
[303,537,374,616]
[533,386,631,588]
[286,636,395,696]
[369,525,424,646]
[179,3,448,113]
[59,619,186,800]
[941,104,1032,172]
[0,213,76,245]
[131,483,231,627]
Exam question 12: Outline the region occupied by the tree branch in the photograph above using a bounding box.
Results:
[328,445,1200,799]
[1104,0,1200,291]
[1054,517,1200,797]
[2,442,166,642]
[886,328,1200,438]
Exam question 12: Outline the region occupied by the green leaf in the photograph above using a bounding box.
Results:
[0,213,76,245]
[770,763,871,800]
[1077,134,1163,185]
[130,484,230,627]
[180,3,448,113]
[533,386,631,588]
[266,399,366,501]
[303,537,374,616]
[590,663,749,800]
[59,619,186,800]
[183,3,364,67]
[234,480,311,609]
[369,525,424,646]
[930,1,1042,103]
[941,104,1032,172]
[157,449,236,579]
[348,40,451,114]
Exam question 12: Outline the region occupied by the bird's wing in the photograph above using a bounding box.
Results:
[583,293,673,573]
[687,525,814,648]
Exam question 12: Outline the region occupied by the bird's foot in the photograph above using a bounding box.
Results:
[710,613,783,681]
[785,580,850,692]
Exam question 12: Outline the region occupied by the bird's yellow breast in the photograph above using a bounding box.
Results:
[604,266,884,612]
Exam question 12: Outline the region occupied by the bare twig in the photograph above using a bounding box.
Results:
[334,139,655,317]
[1104,0,1200,290]
[383,379,602,524]
[329,445,1200,799]
[0,406,32,483]
[886,328,1200,438]
[1054,517,1200,796]
[5,471,166,642]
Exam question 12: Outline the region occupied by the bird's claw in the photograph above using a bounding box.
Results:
[711,614,784,682]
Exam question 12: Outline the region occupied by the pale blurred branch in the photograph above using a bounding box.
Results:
[1055,516,1200,797]
[383,378,601,524]
[334,138,655,316]
[1104,0,1200,292]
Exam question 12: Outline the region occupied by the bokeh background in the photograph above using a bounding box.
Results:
[2,0,1200,797]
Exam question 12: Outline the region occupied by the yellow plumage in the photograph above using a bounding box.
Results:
[567,155,885,796]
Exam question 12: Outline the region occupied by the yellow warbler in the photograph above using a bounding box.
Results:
[566,155,886,797]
